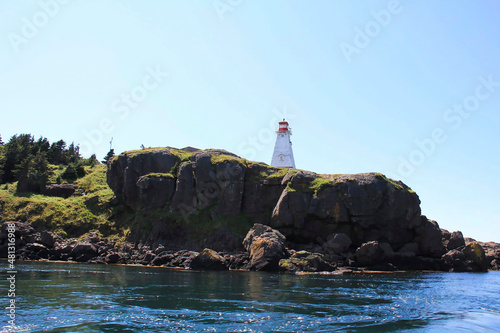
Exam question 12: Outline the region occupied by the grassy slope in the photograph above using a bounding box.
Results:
[0,164,123,239]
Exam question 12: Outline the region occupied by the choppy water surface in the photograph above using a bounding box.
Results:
[1,261,499,332]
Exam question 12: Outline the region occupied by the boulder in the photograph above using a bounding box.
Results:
[446,231,466,251]
[476,241,500,270]
[462,242,488,272]
[42,184,78,198]
[39,231,57,248]
[25,243,49,258]
[243,224,288,271]
[279,251,335,273]
[415,219,446,258]
[323,233,352,254]
[151,252,174,266]
[190,248,228,271]
[441,242,488,272]
[353,241,385,267]
[70,242,98,262]
[105,252,122,264]
[170,250,198,268]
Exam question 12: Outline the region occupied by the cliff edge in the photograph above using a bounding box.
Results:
[104,147,491,272]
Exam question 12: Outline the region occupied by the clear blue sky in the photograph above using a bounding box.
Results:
[1,1,499,242]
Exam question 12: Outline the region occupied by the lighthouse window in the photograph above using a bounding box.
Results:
[279,154,285,161]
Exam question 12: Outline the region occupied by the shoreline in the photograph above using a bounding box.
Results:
[2,258,498,275]
[1,221,499,274]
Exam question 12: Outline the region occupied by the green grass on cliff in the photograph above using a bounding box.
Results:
[0,165,122,238]
[142,172,175,179]
[210,153,247,166]
[119,147,193,162]
[309,177,334,195]
[284,173,334,195]
[375,173,405,191]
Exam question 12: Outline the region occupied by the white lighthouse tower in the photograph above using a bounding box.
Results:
[271,119,296,168]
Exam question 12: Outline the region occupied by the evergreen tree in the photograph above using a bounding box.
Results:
[0,134,4,145]
[16,152,50,193]
[2,134,35,183]
[102,149,115,164]
[65,142,81,164]
[47,139,66,164]
[86,154,99,167]
[35,136,50,154]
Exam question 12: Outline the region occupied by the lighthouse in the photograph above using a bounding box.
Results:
[271,119,296,168]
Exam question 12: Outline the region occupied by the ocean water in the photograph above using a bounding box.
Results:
[1,261,500,332]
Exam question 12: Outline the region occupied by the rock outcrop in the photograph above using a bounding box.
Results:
[102,147,499,272]
[190,248,228,271]
[2,146,496,273]
[279,250,335,273]
[243,224,288,271]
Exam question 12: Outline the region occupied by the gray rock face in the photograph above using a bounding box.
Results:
[241,164,286,224]
[243,224,288,271]
[137,175,176,209]
[107,149,180,208]
[170,162,196,215]
[271,172,423,251]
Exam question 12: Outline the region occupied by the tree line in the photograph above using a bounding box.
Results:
[0,134,114,190]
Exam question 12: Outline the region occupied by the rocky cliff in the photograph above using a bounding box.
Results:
[1,146,496,273]
[105,147,472,269]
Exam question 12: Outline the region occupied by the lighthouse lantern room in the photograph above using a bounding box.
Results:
[271,119,296,168]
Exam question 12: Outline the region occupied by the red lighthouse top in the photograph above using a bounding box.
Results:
[278,119,290,132]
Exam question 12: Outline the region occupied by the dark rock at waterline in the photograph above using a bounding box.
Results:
[462,242,488,272]
[243,224,288,271]
[279,251,335,273]
[353,241,385,267]
[169,250,199,268]
[190,248,228,271]
[441,242,488,272]
[69,242,98,262]
[322,233,352,254]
